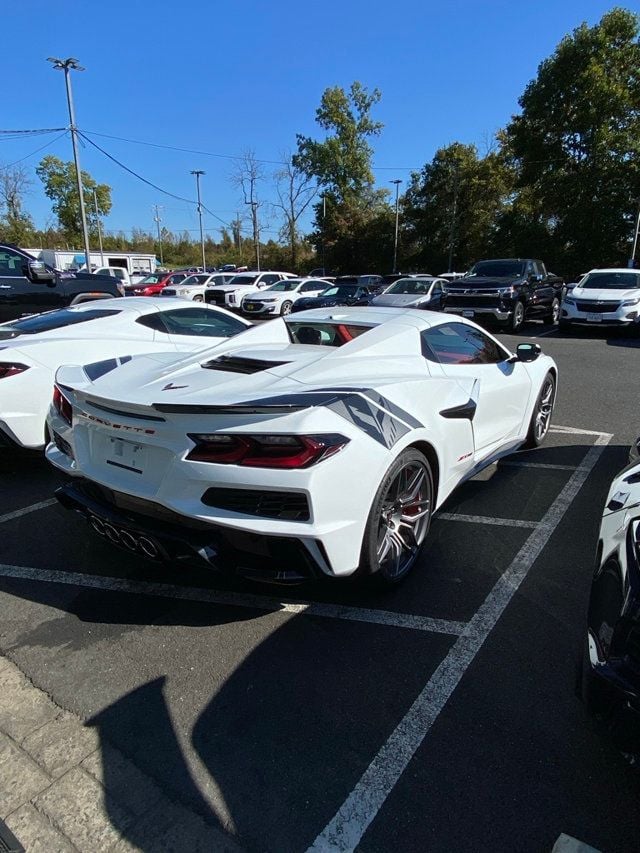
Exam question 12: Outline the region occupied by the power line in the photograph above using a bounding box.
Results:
[78,131,235,229]
[78,130,197,204]
[83,129,288,166]
[3,132,68,168]
[0,128,66,139]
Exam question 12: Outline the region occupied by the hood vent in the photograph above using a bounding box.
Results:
[201,355,290,374]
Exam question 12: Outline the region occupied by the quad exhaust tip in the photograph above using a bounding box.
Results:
[88,515,160,559]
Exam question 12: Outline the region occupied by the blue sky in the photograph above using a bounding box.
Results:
[3,0,622,246]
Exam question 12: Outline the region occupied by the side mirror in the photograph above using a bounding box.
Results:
[513,342,541,363]
[27,261,55,283]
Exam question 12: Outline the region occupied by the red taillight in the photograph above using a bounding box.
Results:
[0,362,29,379]
[186,433,349,468]
[53,385,73,426]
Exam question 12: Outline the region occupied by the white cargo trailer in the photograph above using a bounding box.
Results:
[27,249,157,275]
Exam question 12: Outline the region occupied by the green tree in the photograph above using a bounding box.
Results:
[294,82,391,271]
[503,8,640,274]
[294,82,383,202]
[402,143,513,273]
[0,165,35,245]
[36,155,112,245]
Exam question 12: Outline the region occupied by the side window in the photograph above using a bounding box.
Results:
[139,307,247,338]
[422,323,505,365]
[169,274,185,284]
[301,281,321,292]
[431,283,442,296]
[135,313,169,333]
[526,261,535,278]
[261,274,279,286]
[0,249,27,277]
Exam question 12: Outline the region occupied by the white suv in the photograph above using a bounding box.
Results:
[240,277,329,316]
[560,268,640,331]
[161,273,235,302]
[205,271,296,310]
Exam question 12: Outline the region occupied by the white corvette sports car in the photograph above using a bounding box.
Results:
[46,308,557,584]
[0,298,250,449]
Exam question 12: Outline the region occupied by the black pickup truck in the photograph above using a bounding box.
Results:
[0,244,122,323]
[443,258,564,331]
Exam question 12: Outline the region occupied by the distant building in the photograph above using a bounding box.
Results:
[26,249,158,275]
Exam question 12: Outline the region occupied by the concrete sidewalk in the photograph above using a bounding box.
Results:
[0,655,239,852]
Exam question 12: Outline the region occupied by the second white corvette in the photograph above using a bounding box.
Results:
[0,299,250,449]
[46,308,557,584]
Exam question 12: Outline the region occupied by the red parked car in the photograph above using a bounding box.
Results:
[129,271,189,296]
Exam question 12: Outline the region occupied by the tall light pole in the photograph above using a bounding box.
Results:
[47,57,92,271]
[191,170,206,271]
[391,179,402,274]
[92,188,104,266]
[153,205,164,266]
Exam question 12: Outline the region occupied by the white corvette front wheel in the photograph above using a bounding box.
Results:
[360,448,433,585]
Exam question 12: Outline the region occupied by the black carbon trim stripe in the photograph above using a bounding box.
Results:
[154,388,422,449]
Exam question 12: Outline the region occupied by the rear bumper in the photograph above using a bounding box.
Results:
[55,478,328,583]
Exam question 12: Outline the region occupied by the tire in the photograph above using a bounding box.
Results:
[360,448,433,585]
[546,297,560,325]
[193,294,204,303]
[510,300,525,332]
[523,371,555,448]
[580,634,613,718]
[280,300,293,316]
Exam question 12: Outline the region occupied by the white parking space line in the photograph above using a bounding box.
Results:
[0,564,466,637]
[437,512,538,529]
[309,431,611,852]
[550,425,610,437]
[0,499,58,525]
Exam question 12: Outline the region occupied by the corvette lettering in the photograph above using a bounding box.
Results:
[84,413,155,435]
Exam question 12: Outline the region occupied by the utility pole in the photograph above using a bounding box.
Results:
[390,180,402,274]
[245,200,260,271]
[92,188,104,266]
[321,193,326,273]
[190,170,206,271]
[235,210,242,262]
[48,57,92,271]
[153,205,164,265]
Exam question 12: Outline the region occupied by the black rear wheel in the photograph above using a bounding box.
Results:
[547,297,560,325]
[360,449,433,585]
[510,301,525,332]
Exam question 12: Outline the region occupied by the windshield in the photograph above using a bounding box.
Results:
[181,275,209,286]
[266,281,299,292]
[387,278,432,294]
[139,274,163,284]
[579,271,640,290]
[228,274,259,286]
[319,285,359,298]
[0,308,121,338]
[467,261,526,278]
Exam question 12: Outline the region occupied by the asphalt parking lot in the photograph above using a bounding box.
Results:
[0,321,639,852]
